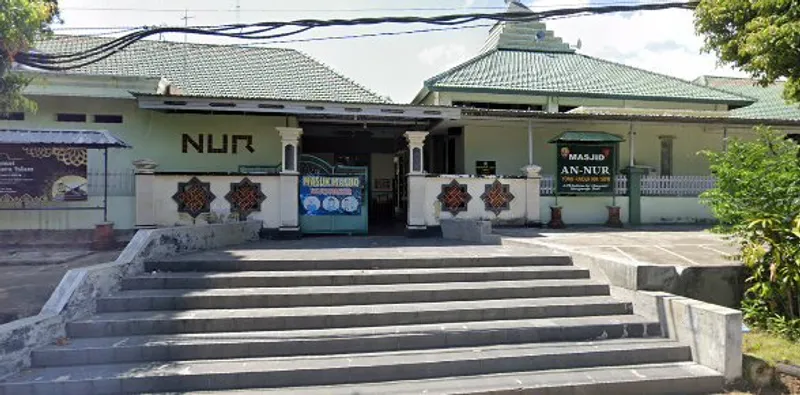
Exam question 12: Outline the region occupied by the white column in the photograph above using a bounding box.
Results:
[277,127,302,173]
[523,164,542,226]
[405,131,429,234]
[405,131,429,175]
[277,127,303,233]
[132,159,158,228]
[527,119,534,165]
[629,123,636,167]
[723,127,728,151]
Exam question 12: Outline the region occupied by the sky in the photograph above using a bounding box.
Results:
[52,0,747,103]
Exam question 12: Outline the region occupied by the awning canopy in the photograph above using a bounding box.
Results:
[548,131,625,144]
[0,129,131,148]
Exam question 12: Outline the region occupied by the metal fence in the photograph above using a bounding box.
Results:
[88,170,136,197]
[641,175,716,197]
[540,175,628,196]
[541,175,715,197]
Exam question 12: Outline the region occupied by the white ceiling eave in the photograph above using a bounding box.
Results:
[135,95,462,120]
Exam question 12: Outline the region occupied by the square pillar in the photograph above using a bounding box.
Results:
[523,165,542,227]
[132,159,158,228]
[277,127,302,237]
[405,131,429,236]
[623,166,649,226]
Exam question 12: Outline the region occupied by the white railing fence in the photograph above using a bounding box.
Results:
[641,175,716,197]
[540,175,628,196]
[540,175,715,197]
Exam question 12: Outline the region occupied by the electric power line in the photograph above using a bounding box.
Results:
[57,0,684,14]
[14,1,699,71]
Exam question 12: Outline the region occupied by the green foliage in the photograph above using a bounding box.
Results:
[694,0,800,103]
[701,126,800,340]
[0,0,59,114]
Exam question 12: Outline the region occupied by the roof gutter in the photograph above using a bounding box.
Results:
[427,86,756,107]
[133,93,462,120]
[461,108,800,127]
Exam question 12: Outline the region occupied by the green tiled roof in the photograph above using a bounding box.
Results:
[696,76,800,121]
[424,49,753,105]
[33,35,389,103]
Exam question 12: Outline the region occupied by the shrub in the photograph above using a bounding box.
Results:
[701,126,800,340]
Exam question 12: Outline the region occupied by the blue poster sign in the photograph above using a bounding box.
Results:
[299,175,364,216]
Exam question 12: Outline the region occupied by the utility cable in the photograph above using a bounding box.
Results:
[13,1,699,70]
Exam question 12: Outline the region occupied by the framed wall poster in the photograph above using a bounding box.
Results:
[0,145,89,203]
[374,178,392,191]
[475,161,496,176]
[299,175,365,216]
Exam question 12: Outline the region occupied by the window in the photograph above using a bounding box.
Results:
[0,112,24,121]
[660,136,674,176]
[56,113,87,123]
[93,114,124,124]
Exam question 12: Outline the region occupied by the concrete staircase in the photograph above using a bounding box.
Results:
[0,254,725,394]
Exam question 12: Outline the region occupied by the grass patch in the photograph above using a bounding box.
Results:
[744,330,800,366]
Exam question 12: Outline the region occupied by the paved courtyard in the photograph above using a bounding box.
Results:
[497,226,740,267]
[0,249,122,324]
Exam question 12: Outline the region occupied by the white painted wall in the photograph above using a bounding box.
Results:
[540,196,629,225]
[0,197,135,230]
[420,176,530,226]
[641,197,714,224]
[150,175,281,228]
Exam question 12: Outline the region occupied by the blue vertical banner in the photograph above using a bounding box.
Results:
[299,175,364,216]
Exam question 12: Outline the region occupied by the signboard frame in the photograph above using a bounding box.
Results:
[554,143,619,197]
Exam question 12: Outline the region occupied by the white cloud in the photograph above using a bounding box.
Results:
[531,4,747,82]
[418,44,469,70]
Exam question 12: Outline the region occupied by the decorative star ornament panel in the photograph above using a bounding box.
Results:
[437,179,472,216]
[481,180,515,216]
[172,177,216,219]
[225,178,266,220]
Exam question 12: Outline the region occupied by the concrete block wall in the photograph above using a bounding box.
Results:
[420,176,533,226]
[147,175,282,229]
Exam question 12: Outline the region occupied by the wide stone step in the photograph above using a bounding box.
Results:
[68,296,632,337]
[98,279,609,312]
[123,266,590,290]
[146,255,573,272]
[1,340,691,395]
[35,315,660,367]
[156,362,724,395]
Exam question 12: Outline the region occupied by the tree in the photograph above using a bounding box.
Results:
[694,0,800,102]
[0,0,59,114]
[701,127,800,340]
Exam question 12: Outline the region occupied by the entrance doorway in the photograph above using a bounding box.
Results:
[299,135,404,235]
